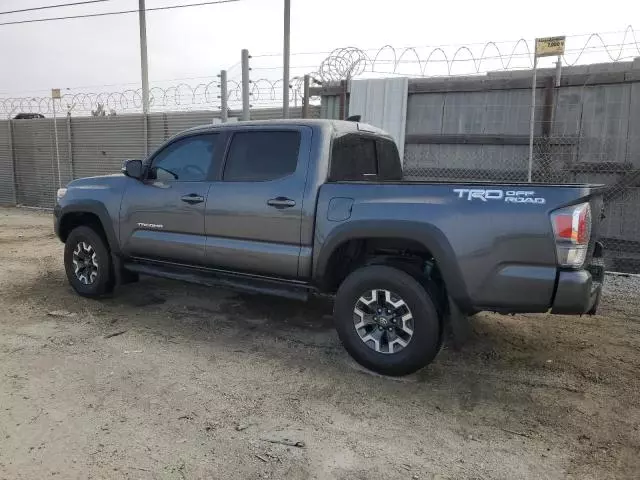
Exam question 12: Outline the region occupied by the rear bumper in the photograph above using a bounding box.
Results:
[551,242,605,315]
[550,270,601,314]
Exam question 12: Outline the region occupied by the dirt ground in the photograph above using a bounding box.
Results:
[0,207,639,480]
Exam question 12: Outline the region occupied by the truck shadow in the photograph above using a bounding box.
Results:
[11,269,549,369]
[106,278,551,381]
[10,270,594,391]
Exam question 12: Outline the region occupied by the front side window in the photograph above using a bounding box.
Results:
[223,131,301,182]
[149,134,219,182]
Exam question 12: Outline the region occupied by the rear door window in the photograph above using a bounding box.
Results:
[223,131,301,182]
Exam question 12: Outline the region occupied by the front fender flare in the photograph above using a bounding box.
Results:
[56,200,120,255]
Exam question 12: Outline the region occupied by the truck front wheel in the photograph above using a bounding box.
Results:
[64,226,114,297]
[334,265,442,376]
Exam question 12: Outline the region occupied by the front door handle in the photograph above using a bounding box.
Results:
[267,197,296,209]
[181,193,205,204]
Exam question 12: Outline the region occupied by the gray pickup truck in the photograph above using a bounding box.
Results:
[54,119,605,375]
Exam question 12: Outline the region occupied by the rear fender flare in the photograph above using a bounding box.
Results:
[313,220,472,311]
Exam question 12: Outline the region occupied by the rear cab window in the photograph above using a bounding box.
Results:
[329,132,402,182]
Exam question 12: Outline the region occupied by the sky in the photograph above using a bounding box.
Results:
[0,0,638,100]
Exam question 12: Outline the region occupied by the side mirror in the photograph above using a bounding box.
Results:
[122,159,143,180]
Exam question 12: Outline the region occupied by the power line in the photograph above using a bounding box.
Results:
[0,0,241,26]
[0,0,113,16]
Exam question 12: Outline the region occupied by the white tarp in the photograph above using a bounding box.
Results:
[348,77,408,162]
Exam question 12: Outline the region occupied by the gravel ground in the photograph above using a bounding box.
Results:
[602,273,640,303]
[0,207,639,480]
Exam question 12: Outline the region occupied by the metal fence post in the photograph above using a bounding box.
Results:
[339,80,347,120]
[7,119,17,205]
[66,113,74,180]
[554,55,562,87]
[220,69,228,123]
[527,55,538,183]
[241,49,251,121]
[52,98,62,189]
[302,75,310,118]
[143,113,149,156]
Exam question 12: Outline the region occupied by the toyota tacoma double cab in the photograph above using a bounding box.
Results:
[54,119,605,376]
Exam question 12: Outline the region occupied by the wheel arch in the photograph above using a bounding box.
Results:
[313,220,472,311]
[58,201,120,254]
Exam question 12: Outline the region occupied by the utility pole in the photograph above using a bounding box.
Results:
[138,0,150,115]
[282,0,290,118]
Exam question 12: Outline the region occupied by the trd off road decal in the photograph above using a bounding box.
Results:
[453,189,546,205]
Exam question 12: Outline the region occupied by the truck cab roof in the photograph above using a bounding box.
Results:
[181,118,393,139]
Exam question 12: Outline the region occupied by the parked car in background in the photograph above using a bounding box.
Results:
[13,113,45,119]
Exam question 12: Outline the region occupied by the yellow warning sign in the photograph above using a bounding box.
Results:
[535,36,566,57]
[51,88,61,99]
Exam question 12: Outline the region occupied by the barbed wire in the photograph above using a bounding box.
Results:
[2,26,637,116]
[312,26,639,82]
[565,25,639,64]
[0,79,305,117]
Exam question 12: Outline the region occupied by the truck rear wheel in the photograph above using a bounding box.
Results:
[334,265,442,376]
[64,226,114,297]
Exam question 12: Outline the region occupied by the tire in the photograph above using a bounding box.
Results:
[64,225,114,297]
[334,265,442,376]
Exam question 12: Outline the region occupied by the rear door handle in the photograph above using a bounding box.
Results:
[181,193,205,204]
[267,197,296,209]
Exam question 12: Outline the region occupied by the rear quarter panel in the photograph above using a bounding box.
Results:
[314,182,600,312]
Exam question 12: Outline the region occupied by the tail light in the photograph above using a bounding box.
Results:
[550,202,591,267]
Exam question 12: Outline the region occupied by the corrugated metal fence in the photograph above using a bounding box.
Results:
[0,106,318,209]
[0,122,16,205]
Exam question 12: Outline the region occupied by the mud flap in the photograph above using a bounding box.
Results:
[446,296,472,350]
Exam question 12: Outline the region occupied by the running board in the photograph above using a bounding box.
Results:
[123,261,311,301]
